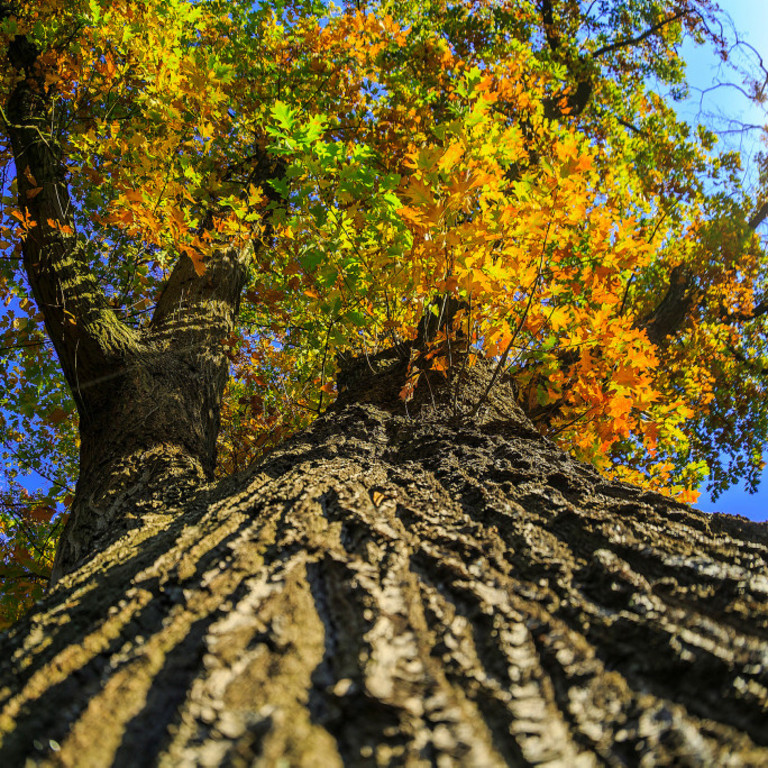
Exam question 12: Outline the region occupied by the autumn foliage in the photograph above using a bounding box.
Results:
[0,0,766,624]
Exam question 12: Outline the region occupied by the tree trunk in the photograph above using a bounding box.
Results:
[1,363,767,767]
[50,246,248,584]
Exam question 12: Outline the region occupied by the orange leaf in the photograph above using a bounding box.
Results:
[23,166,37,187]
[27,505,55,523]
[606,395,633,420]
[613,366,637,387]
[104,52,117,78]
[48,408,70,425]
[185,248,206,276]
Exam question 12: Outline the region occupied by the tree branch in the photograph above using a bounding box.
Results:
[748,201,768,231]
[149,246,249,348]
[716,204,768,322]
[592,9,690,59]
[4,33,138,409]
[638,264,697,346]
[148,150,284,349]
[537,1,593,120]
[539,0,559,52]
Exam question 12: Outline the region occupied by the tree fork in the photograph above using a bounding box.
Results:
[4,33,253,583]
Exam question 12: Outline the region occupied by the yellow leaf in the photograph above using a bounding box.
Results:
[548,307,570,332]
[438,142,464,171]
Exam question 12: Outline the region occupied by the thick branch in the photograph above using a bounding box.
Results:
[707,206,768,323]
[540,0,559,52]
[638,199,768,336]
[748,201,768,231]
[592,9,690,59]
[4,36,138,406]
[150,148,285,349]
[638,264,696,346]
[543,77,593,119]
[538,1,593,120]
[151,248,248,339]
[540,6,689,121]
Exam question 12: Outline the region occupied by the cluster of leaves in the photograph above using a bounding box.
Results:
[0,479,60,629]
[0,0,767,621]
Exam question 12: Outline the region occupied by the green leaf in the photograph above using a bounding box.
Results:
[271,101,296,132]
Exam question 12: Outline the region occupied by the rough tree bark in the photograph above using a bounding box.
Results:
[0,359,767,767]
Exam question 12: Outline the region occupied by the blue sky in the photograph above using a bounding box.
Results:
[682,1,768,521]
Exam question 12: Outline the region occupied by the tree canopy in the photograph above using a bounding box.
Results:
[1,0,767,625]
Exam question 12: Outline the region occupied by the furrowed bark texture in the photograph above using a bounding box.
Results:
[1,364,767,767]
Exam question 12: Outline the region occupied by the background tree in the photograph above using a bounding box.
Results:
[0,0,767,762]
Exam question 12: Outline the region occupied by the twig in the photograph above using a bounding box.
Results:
[470,217,553,418]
